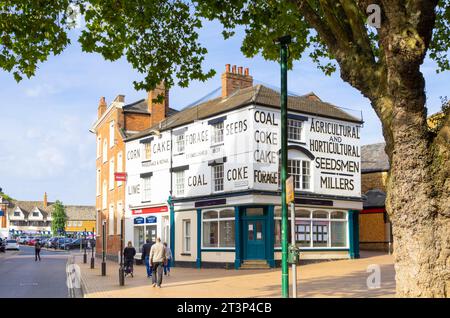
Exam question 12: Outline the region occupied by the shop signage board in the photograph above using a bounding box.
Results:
[132,205,168,215]
[134,217,145,224]
[145,216,157,223]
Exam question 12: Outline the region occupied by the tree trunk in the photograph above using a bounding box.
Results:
[381,95,450,297]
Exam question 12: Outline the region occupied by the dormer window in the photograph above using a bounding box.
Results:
[14,211,20,217]
[33,212,39,217]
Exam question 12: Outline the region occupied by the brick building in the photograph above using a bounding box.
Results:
[90,86,177,260]
[360,143,391,252]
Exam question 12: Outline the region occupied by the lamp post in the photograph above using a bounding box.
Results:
[101,220,106,276]
[83,228,87,264]
[275,34,291,298]
[90,227,95,269]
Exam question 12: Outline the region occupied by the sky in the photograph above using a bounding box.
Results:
[0,19,448,205]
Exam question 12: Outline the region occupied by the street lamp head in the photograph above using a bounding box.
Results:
[274,35,292,45]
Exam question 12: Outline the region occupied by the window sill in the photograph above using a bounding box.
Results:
[180,253,191,256]
[142,159,152,164]
[141,200,151,204]
[174,152,184,156]
[210,143,224,148]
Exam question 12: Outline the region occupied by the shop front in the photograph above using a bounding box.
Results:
[173,193,360,269]
[131,205,170,253]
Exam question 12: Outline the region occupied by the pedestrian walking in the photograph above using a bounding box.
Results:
[150,238,166,288]
[163,242,172,276]
[124,241,136,277]
[141,239,153,278]
[35,239,41,262]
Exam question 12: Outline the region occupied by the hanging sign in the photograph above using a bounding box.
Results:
[286,176,295,204]
[114,172,127,182]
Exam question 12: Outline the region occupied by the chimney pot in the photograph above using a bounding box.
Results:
[43,192,48,208]
[98,97,107,118]
[221,64,253,98]
[114,95,125,103]
[244,68,249,76]
[225,64,231,73]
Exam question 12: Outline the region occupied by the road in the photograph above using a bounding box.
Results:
[0,245,71,298]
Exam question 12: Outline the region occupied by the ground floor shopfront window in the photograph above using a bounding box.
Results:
[274,208,348,248]
[133,224,157,251]
[202,209,235,248]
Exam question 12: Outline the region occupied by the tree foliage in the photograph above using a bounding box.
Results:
[51,200,67,236]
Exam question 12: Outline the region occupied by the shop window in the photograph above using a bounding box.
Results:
[211,121,224,145]
[134,226,144,252]
[202,209,235,248]
[183,220,191,253]
[313,211,328,218]
[175,171,185,196]
[212,164,224,192]
[288,118,303,141]
[274,208,348,248]
[312,221,328,247]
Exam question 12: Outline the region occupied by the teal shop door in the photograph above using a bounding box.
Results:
[244,219,266,259]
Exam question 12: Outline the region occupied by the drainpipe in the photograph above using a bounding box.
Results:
[168,129,175,266]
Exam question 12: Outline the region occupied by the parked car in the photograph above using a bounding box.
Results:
[0,238,5,253]
[18,236,28,244]
[57,238,73,250]
[5,239,20,250]
[48,237,63,249]
[24,236,35,245]
[63,238,88,250]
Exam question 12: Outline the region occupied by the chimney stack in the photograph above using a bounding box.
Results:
[43,192,48,208]
[148,83,169,127]
[98,97,107,118]
[221,64,253,98]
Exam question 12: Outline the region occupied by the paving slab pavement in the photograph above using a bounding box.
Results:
[76,251,395,298]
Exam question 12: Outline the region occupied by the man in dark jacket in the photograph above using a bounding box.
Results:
[141,239,153,278]
[124,241,136,277]
[35,239,41,261]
